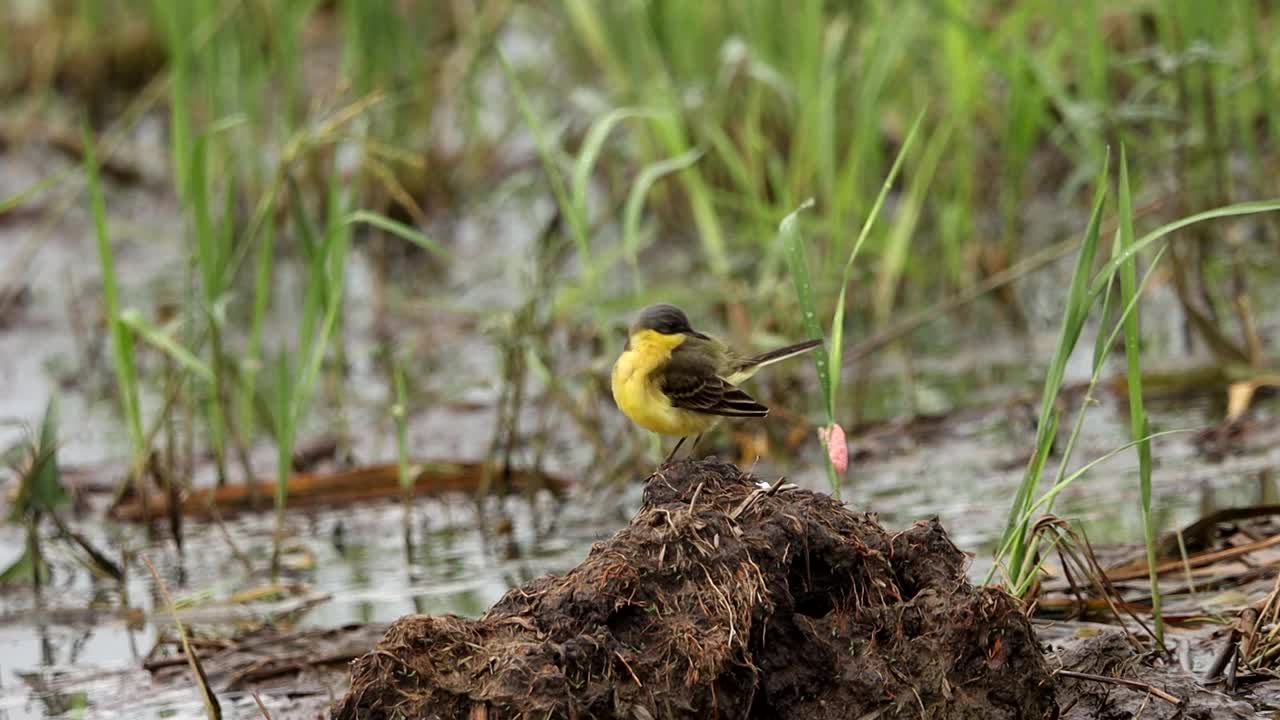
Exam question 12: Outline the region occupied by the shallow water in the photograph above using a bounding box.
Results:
[2,386,1275,718]
[0,489,626,719]
[2,141,1279,717]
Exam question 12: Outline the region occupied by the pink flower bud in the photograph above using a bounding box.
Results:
[818,423,848,475]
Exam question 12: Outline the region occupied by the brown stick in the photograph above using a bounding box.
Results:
[1105,531,1280,582]
[1202,631,1239,683]
[1055,669,1183,706]
[252,692,273,720]
[142,555,222,720]
[110,462,568,522]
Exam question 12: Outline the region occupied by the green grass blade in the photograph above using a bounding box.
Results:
[839,108,927,285]
[571,107,668,226]
[1089,199,1280,298]
[826,299,847,420]
[828,108,926,414]
[622,149,705,280]
[189,136,220,300]
[498,51,591,277]
[1026,428,1190,532]
[998,149,1110,589]
[993,240,1169,590]
[648,115,728,276]
[779,198,839,496]
[344,209,451,258]
[781,198,826,404]
[1089,274,1116,371]
[271,350,294,573]
[28,397,68,516]
[83,122,144,469]
[119,310,214,383]
[240,210,275,442]
[291,191,350,425]
[393,355,411,491]
[1116,146,1163,646]
[0,174,62,215]
[872,118,952,324]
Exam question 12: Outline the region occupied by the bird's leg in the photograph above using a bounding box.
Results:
[688,433,704,458]
[663,436,687,464]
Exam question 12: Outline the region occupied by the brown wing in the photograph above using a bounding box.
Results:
[660,345,768,418]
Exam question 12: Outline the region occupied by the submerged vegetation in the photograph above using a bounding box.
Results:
[2,0,1280,715]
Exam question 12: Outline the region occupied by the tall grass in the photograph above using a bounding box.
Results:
[238,207,275,506]
[996,153,1111,593]
[187,135,232,485]
[992,147,1280,608]
[11,10,396,594]
[778,199,830,491]
[1116,148,1162,645]
[778,110,924,495]
[71,0,456,573]
[392,353,416,546]
[19,0,1280,607]
[270,173,352,575]
[84,124,147,508]
[548,0,1280,354]
[499,50,594,289]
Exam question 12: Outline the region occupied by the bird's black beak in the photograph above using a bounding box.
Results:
[687,329,710,340]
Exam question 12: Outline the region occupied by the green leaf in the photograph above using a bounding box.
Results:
[0,547,38,585]
[84,120,144,466]
[780,197,840,497]
[622,149,705,280]
[572,107,668,226]
[8,397,69,523]
[997,149,1110,588]
[1117,145,1163,646]
[828,108,926,415]
[1089,199,1280,299]
[781,199,828,406]
[344,209,451,258]
[119,310,214,383]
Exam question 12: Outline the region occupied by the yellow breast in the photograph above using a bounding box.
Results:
[611,330,720,437]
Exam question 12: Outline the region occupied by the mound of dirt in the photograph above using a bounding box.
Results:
[332,459,1055,719]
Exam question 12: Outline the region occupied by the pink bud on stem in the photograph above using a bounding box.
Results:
[818,423,848,475]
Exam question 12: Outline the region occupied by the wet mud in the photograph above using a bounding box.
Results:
[1051,631,1259,720]
[333,458,1055,719]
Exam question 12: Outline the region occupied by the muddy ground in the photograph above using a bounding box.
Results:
[321,459,1280,720]
[36,458,1279,719]
[1050,632,1261,720]
[334,458,1053,719]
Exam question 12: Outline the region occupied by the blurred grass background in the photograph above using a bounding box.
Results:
[2,0,1278,510]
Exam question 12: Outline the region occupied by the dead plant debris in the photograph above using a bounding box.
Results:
[332,458,1055,719]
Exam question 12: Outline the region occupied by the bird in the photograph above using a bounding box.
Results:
[611,303,823,463]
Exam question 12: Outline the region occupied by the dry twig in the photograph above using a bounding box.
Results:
[1056,669,1183,706]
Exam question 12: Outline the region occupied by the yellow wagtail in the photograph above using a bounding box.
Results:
[611,303,823,462]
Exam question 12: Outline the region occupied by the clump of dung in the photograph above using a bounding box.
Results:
[334,459,1055,719]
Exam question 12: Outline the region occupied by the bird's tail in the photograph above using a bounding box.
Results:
[726,338,824,384]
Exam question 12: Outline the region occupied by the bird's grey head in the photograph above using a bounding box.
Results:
[632,304,708,338]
